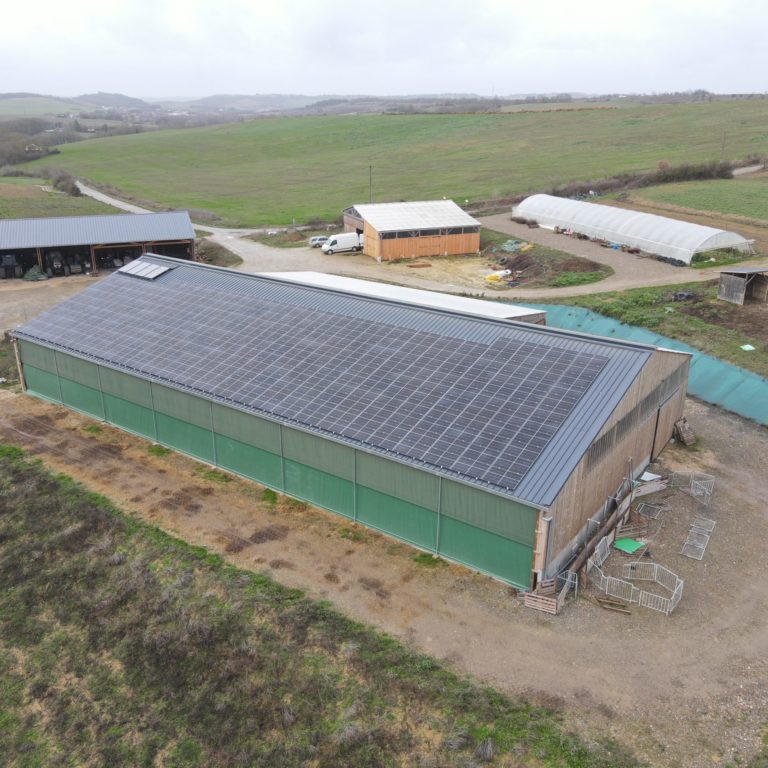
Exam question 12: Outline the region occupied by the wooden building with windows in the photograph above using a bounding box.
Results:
[343,200,480,262]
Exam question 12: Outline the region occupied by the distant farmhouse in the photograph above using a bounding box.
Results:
[0,211,195,279]
[343,200,480,262]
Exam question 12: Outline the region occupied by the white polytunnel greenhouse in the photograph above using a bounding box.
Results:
[513,194,753,265]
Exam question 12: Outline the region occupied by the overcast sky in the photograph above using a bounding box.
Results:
[4,0,766,99]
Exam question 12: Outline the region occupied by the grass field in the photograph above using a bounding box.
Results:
[25,99,768,226]
[559,280,768,378]
[0,177,118,218]
[0,445,638,768]
[629,174,768,221]
[0,96,81,117]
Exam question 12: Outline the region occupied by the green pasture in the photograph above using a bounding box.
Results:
[0,96,80,117]
[0,176,118,218]
[25,100,768,226]
[630,174,768,221]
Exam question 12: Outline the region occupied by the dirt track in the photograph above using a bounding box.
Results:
[1,388,766,768]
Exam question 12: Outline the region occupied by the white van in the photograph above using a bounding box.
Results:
[321,232,362,254]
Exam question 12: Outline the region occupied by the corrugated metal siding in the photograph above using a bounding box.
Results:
[211,404,282,454]
[99,368,154,408]
[282,428,354,480]
[439,517,533,588]
[18,340,57,374]
[151,384,212,430]
[284,460,355,517]
[214,434,282,489]
[103,394,156,439]
[54,353,100,389]
[60,379,104,419]
[356,487,437,549]
[155,413,214,462]
[356,452,439,511]
[24,364,61,401]
[0,212,194,250]
[441,480,537,546]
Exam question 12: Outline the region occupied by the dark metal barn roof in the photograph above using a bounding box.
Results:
[14,254,654,508]
[0,211,194,251]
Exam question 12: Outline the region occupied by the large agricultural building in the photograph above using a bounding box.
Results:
[513,194,753,265]
[13,254,690,588]
[343,200,481,262]
[0,211,195,278]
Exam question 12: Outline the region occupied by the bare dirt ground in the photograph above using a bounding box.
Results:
[1,387,766,768]
[479,213,768,298]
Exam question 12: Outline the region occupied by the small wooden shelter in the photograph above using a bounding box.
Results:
[718,267,768,305]
[343,200,480,262]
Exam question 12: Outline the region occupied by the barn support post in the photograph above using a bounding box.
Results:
[36,248,43,271]
[90,245,98,275]
[352,449,358,524]
[148,381,159,442]
[435,475,443,554]
[209,401,218,466]
[96,364,107,420]
[12,338,26,392]
[279,424,286,491]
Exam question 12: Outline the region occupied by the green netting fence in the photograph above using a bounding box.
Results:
[523,304,768,426]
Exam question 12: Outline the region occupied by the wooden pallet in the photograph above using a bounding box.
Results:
[524,593,559,615]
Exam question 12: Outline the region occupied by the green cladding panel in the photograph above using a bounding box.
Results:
[284,459,354,517]
[59,378,104,419]
[357,486,437,549]
[20,348,537,587]
[99,367,153,408]
[18,341,57,374]
[103,394,156,439]
[282,428,354,480]
[54,353,100,389]
[441,479,537,547]
[156,412,214,462]
[151,384,212,430]
[211,404,281,453]
[356,452,439,511]
[439,516,533,588]
[214,434,282,489]
[23,364,61,402]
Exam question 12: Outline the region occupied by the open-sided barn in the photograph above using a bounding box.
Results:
[12,254,690,588]
[343,200,480,262]
[0,211,195,279]
[513,194,753,265]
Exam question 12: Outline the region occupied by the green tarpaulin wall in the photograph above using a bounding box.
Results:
[17,341,539,588]
[524,305,768,426]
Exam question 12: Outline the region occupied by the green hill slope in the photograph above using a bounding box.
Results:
[27,100,768,226]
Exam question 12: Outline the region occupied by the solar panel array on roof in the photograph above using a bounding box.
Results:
[118,261,172,280]
[15,255,653,506]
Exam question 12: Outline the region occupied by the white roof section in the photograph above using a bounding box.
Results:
[260,271,545,322]
[513,194,752,265]
[353,200,480,232]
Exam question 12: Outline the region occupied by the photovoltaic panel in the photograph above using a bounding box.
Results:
[16,257,652,502]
